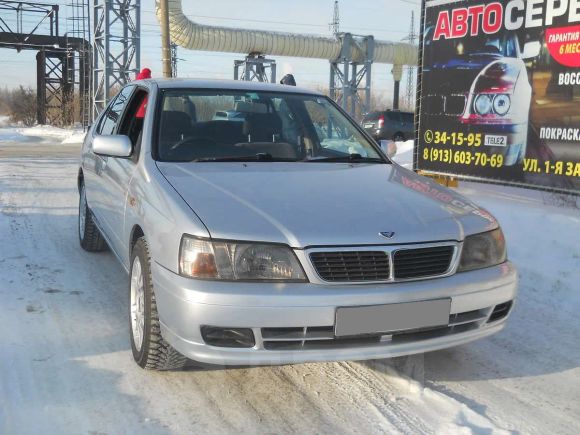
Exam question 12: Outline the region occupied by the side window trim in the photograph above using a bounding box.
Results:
[95,95,119,136]
[117,85,146,136]
[112,85,137,135]
[98,85,136,136]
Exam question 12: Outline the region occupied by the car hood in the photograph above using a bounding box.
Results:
[156,162,497,248]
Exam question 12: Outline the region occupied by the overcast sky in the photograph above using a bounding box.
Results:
[1,0,419,101]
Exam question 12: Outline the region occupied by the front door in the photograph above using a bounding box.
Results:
[88,86,135,252]
[99,87,149,266]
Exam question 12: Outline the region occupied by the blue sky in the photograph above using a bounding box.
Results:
[1,0,419,100]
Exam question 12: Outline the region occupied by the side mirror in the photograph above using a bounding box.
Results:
[379,139,397,159]
[522,41,541,60]
[93,135,132,158]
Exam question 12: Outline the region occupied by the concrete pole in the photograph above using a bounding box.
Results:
[392,64,403,110]
[159,0,172,78]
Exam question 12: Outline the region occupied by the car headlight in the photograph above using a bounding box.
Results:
[458,228,507,272]
[474,94,493,115]
[493,94,510,116]
[179,235,307,281]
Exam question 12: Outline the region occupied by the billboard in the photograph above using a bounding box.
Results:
[416,0,580,193]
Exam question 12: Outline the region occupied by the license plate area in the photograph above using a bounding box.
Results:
[335,299,451,338]
[484,134,507,147]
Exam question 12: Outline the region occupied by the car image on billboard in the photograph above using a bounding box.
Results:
[421,26,539,166]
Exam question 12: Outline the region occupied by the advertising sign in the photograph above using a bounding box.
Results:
[416,0,580,193]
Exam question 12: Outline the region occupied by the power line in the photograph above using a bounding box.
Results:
[139,8,411,35]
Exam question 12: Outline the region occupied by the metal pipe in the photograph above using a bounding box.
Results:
[156,0,417,66]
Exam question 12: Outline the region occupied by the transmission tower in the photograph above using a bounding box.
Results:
[329,0,340,35]
[403,11,417,109]
[92,0,141,119]
[170,42,178,77]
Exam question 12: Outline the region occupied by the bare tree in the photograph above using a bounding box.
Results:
[6,86,37,126]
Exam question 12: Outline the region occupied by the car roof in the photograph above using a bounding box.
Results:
[143,78,323,96]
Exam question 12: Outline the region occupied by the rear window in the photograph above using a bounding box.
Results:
[363,111,381,121]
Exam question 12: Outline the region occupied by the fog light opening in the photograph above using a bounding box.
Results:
[201,326,255,348]
[488,301,513,323]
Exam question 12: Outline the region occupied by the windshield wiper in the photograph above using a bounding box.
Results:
[305,153,385,163]
[193,153,297,162]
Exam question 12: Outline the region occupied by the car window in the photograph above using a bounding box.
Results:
[98,86,135,135]
[387,112,401,122]
[304,100,375,156]
[363,111,380,121]
[117,88,149,160]
[155,90,383,163]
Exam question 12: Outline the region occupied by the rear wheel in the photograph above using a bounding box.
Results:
[79,183,107,252]
[130,237,188,370]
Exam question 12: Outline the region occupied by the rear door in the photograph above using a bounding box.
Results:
[83,94,120,231]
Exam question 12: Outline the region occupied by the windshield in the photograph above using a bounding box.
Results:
[155,89,384,163]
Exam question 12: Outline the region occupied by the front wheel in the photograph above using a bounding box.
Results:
[130,237,188,370]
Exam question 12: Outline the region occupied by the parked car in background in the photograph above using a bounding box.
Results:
[212,109,245,122]
[78,79,517,371]
[362,110,415,142]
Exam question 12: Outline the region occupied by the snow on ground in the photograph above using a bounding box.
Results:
[0,139,578,434]
[0,117,85,145]
[392,140,415,169]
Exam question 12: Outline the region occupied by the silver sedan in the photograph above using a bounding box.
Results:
[78,79,517,370]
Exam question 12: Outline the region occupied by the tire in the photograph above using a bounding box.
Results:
[79,183,107,252]
[130,237,188,370]
[393,132,405,142]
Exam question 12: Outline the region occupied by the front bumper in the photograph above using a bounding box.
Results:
[152,261,517,366]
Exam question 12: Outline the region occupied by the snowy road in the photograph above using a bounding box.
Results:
[0,142,579,434]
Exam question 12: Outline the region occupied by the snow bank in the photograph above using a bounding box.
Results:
[368,362,509,434]
[61,132,86,144]
[391,139,414,168]
[0,120,85,145]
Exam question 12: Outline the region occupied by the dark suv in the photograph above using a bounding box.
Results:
[362,110,415,142]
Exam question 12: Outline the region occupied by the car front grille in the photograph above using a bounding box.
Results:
[309,251,390,282]
[393,246,455,279]
[423,94,466,116]
[309,245,455,283]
